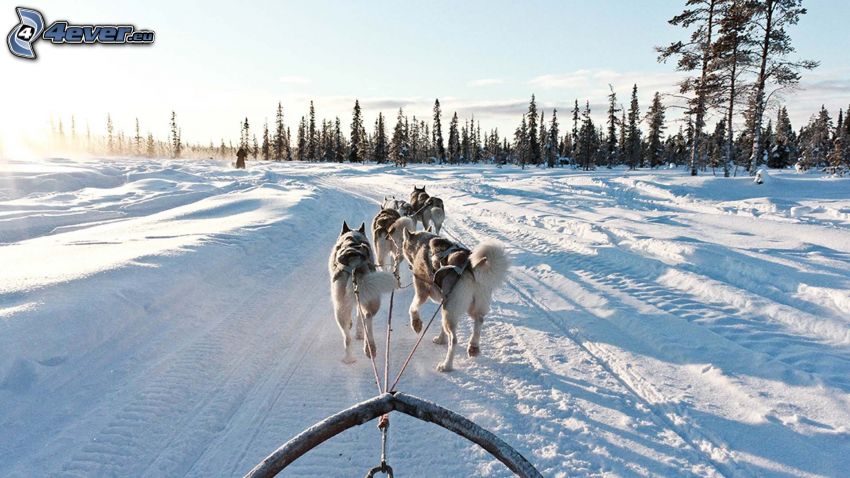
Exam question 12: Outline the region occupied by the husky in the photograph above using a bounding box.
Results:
[329,221,396,363]
[382,195,414,217]
[409,186,446,234]
[373,206,416,279]
[401,228,509,372]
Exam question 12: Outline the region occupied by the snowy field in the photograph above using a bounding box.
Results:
[1,157,849,477]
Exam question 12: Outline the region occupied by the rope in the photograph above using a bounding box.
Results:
[352,276,383,395]
[389,292,449,393]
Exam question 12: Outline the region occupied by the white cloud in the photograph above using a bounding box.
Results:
[467,78,504,87]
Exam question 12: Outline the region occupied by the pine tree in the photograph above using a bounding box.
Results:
[262,121,270,160]
[146,133,156,157]
[107,114,114,154]
[134,118,142,156]
[308,101,318,161]
[605,87,620,167]
[645,92,666,168]
[625,85,642,168]
[169,111,182,158]
[547,108,560,167]
[373,113,389,163]
[390,108,408,167]
[273,102,285,161]
[571,99,580,158]
[297,116,306,162]
[334,117,345,163]
[349,100,365,163]
[658,0,721,175]
[433,99,446,164]
[448,112,460,163]
[527,95,541,165]
[747,0,818,174]
[515,114,528,168]
[770,106,795,168]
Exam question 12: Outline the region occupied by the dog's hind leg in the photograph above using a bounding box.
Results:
[333,288,356,364]
[360,299,380,358]
[467,313,484,357]
[436,307,459,372]
[408,276,430,333]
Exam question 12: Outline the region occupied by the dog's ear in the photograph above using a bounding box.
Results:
[358,222,366,234]
[341,221,350,235]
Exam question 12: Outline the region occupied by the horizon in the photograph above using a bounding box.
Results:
[2,1,849,151]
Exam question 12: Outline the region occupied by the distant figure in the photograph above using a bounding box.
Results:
[754,169,765,185]
[236,146,247,169]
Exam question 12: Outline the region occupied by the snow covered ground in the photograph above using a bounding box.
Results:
[1,157,849,477]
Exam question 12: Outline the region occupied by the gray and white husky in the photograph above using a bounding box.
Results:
[409,186,445,234]
[372,205,415,278]
[329,221,396,363]
[401,228,509,372]
[381,195,414,217]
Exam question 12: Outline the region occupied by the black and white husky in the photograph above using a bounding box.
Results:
[400,228,509,372]
[409,186,446,234]
[329,221,396,363]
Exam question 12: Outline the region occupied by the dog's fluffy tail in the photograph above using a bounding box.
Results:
[470,241,509,290]
[356,270,397,302]
[429,207,445,229]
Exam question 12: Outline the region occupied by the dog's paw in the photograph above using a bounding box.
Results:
[432,334,446,345]
[411,318,422,334]
[342,355,356,364]
[364,342,377,358]
[467,344,480,357]
[436,362,453,373]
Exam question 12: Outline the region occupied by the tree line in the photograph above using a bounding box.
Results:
[42,0,849,174]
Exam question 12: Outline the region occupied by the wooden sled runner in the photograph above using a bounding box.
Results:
[244,392,542,478]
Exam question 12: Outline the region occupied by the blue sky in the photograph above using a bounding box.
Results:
[3,0,849,146]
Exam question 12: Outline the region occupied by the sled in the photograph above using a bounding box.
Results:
[244,392,542,478]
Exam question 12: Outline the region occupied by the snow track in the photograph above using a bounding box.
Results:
[2,158,849,477]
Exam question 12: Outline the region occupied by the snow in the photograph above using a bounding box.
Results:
[1,157,849,477]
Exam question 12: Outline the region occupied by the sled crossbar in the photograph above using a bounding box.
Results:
[244,392,542,478]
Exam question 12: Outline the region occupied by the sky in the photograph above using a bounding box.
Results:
[2,0,849,150]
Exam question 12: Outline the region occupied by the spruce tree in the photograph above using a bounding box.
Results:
[107,114,114,154]
[547,108,560,167]
[645,92,666,168]
[262,121,270,160]
[297,117,306,162]
[273,102,285,161]
[605,87,620,168]
[349,100,365,162]
[527,95,541,165]
[625,85,642,169]
[433,99,446,164]
[448,112,460,163]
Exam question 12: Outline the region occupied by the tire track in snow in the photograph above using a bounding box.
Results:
[443,217,745,478]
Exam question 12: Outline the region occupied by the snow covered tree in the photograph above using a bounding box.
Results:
[769,106,795,168]
[307,101,318,161]
[798,106,831,169]
[107,114,114,154]
[658,0,721,175]
[296,116,306,162]
[746,0,818,174]
[571,99,580,158]
[252,134,259,160]
[134,118,142,156]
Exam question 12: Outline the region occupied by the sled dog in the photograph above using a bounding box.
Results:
[381,195,414,217]
[372,206,415,277]
[409,186,446,234]
[401,228,509,372]
[329,221,396,363]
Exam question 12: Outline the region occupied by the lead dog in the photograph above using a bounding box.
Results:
[409,186,446,234]
[329,221,396,363]
[400,228,509,372]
